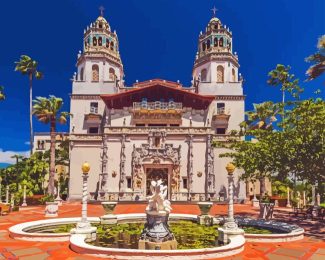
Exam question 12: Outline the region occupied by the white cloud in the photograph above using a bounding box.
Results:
[0,149,29,164]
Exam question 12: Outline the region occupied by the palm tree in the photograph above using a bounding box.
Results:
[15,55,43,155]
[0,86,5,101]
[32,96,71,195]
[306,35,325,81]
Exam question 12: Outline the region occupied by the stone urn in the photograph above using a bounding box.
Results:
[100,202,118,224]
[197,202,213,225]
[101,201,117,215]
[197,202,213,215]
[259,202,275,220]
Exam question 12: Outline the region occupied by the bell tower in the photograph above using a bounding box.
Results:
[70,8,125,134]
[192,8,245,133]
[192,8,243,96]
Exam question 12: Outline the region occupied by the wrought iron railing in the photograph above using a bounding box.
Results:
[133,101,182,111]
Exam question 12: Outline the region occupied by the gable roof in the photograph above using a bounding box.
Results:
[101,79,215,109]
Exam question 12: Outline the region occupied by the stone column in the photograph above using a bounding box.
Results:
[5,185,9,204]
[21,184,27,207]
[187,134,193,200]
[54,183,62,206]
[205,134,215,199]
[303,191,306,207]
[71,162,97,241]
[316,193,321,206]
[119,134,126,193]
[99,134,108,196]
[286,187,291,207]
[10,193,14,209]
[311,185,316,206]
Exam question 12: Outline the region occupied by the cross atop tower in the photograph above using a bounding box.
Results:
[99,6,105,17]
[211,6,218,17]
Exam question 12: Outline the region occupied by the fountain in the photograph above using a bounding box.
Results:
[138,179,177,250]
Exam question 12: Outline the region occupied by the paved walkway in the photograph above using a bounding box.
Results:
[0,203,324,259]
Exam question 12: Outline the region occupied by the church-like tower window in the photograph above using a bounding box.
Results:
[214,38,218,47]
[202,42,206,51]
[99,22,103,29]
[214,24,218,30]
[80,68,84,81]
[92,64,99,82]
[207,39,211,49]
[106,38,109,48]
[217,65,224,83]
[219,37,224,47]
[93,37,97,46]
[109,68,116,81]
[232,68,236,82]
[110,41,114,51]
[98,37,102,46]
[201,69,207,82]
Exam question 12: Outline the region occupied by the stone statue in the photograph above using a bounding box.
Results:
[146,180,172,213]
[139,179,177,250]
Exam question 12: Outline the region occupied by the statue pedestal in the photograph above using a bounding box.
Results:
[197,215,213,225]
[138,211,177,250]
[100,214,117,224]
[70,222,97,242]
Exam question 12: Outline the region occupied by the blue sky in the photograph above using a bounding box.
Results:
[0,0,324,164]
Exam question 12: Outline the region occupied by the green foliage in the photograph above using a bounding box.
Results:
[241,226,273,234]
[39,194,55,204]
[15,55,43,79]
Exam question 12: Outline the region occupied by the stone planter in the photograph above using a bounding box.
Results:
[45,202,59,217]
[100,202,117,224]
[259,203,274,220]
[197,202,213,215]
[101,202,117,215]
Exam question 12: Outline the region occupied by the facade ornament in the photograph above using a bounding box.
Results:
[119,134,127,191]
[206,134,215,194]
[99,135,108,194]
[187,135,194,194]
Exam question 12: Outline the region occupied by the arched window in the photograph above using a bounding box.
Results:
[98,37,102,46]
[92,64,99,82]
[214,38,218,47]
[110,41,114,51]
[99,22,103,29]
[201,69,207,82]
[214,24,218,30]
[106,38,109,48]
[217,66,224,83]
[219,37,224,47]
[109,68,116,81]
[232,68,236,82]
[80,67,84,81]
[207,39,211,49]
[202,42,206,51]
[93,37,97,46]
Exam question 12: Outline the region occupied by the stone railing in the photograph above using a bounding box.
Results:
[105,126,213,135]
[133,101,182,111]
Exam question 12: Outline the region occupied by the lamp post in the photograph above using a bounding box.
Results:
[0,177,2,203]
[21,180,27,207]
[218,163,244,244]
[286,187,291,207]
[70,162,97,241]
[224,162,238,230]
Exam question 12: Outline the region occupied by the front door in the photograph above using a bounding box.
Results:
[146,168,169,198]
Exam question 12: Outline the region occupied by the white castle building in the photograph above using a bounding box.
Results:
[67,10,248,202]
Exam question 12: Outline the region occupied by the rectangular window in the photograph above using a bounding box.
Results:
[183,177,188,189]
[135,124,145,127]
[217,103,225,114]
[216,128,226,134]
[126,177,132,189]
[89,127,99,134]
[90,102,98,114]
[148,124,167,127]
[170,124,180,127]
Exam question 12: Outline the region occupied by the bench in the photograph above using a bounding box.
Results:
[289,206,313,219]
[0,203,10,215]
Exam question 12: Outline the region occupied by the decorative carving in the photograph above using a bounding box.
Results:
[187,135,194,193]
[99,135,108,192]
[119,134,127,191]
[197,171,203,177]
[206,135,215,194]
[112,170,117,178]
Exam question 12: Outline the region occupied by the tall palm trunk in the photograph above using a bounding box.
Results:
[48,118,56,195]
[282,89,285,131]
[29,73,33,155]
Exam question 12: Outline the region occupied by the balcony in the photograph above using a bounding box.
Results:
[132,101,182,125]
[212,107,230,128]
